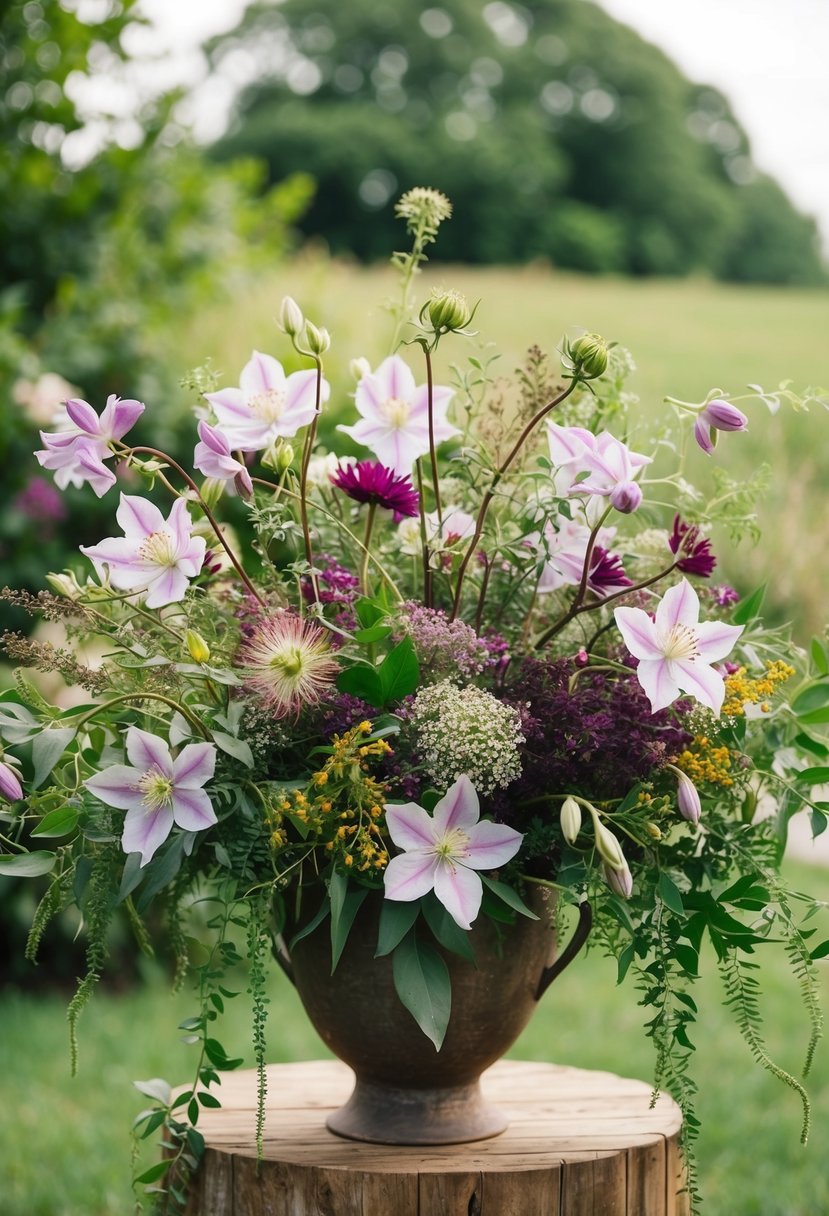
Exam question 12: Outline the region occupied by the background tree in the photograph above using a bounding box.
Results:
[210,0,824,283]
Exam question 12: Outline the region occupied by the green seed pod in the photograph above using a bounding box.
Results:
[570,332,609,380]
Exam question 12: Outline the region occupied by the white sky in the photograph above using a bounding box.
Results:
[128,0,829,245]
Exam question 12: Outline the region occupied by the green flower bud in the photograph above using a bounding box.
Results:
[199,477,225,510]
[278,296,304,337]
[46,571,81,600]
[569,332,609,380]
[560,796,582,845]
[304,322,331,355]
[262,439,295,473]
[186,629,211,664]
[593,817,626,871]
[645,821,663,841]
[350,357,372,382]
[426,289,473,334]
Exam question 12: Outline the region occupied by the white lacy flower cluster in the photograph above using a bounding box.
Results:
[410,681,524,794]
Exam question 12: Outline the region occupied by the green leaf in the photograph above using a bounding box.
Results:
[422,895,476,963]
[794,732,829,757]
[210,731,254,768]
[673,944,699,976]
[378,637,420,704]
[732,583,766,625]
[197,1092,221,1108]
[479,874,539,919]
[336,663,383,707]
[0,850,56,877]
[797,707,829,725]
[616,941,635,984]
[658,872,685,915]
[328,870,368,973]
[288,899,329,950]
[810,939,829,960]
[134,1077,172,1105]
[810,809,828,838]
[811,638,829,676]
[134,1161,171,1186]
[797,766,829,784]
[375,899,420,957]
[355,597,387,629]
[31,804,78,838]
[392,931,452,1050]
[354,624,393,644]
[118,852,145,904]
[792,684,829,715]
[135,836,187,913]
[31,727,76,788]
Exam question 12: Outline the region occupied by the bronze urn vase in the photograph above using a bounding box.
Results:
[275,886,592,1145]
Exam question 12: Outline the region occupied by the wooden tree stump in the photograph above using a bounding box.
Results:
[185,1059,688,1215]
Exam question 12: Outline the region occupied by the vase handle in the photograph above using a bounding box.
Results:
[534,898,593,1001]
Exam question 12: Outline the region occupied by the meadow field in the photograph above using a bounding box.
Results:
[2,264,828,1215]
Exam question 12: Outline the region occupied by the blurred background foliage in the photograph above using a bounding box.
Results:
[210,0,824,283]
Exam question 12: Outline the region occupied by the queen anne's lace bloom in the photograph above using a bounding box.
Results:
[409,681,524,794]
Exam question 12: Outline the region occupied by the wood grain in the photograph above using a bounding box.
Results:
[183,1058,685,1214]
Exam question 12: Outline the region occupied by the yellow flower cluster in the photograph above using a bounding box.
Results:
[267,722,393,873]
[675,735,735,788]
[722,660,795,718]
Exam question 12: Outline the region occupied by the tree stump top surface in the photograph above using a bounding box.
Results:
[189,1059,688,1215]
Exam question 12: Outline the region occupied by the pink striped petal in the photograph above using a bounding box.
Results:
[173,743,216,789]
[385,803,438,850]
[354,372,386,420]
[176,535,207,577]
[372,428,426,474]
[116,494,165,540]
[75,447,117,497]
[433,776,479,834]
[167,497,193,552]
[144,567,189,608]
[101,395,145,440]
[635,658,681,712]
[463,819,523,870]
[80,536,144,578]
[613,607,663,661]
[197,420,231,455]
[122,803,174,866]
[656,579,699,632]
[85,765,144,810]
[205,388,248,421]
[694,416,714,455]
[373,354,416,404]
[127,728,173,777]
[383,851,438,902]
[64,398,99,433]
[693,619,744,663]
[672,658,726,715]
[408,383,454,421]
[240,351,285,398]
[433,862,482,930]
[171,786,217,832]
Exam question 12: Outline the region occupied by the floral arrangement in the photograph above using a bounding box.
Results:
[1,189,827,1212]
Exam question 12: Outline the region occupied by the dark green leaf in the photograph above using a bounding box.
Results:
[810,638,829,676]
[197,1092,221,1108]
[810,939,829,960]
[392,931,452,1050]
[479,874,539,919]
[796,766,829,784]
[792,685,829,715]
[355,597,387,629]
[31,804,78,838]
[616,941,635,983]
[118,852,145,904]
[336,663,383,707]
[288,899,329,950]
[210,731,254,768]
[422,895,476,963]
[328,870,368,973]
[378,637,420,704]
[375,899,420,957]
[354,624,393,644]
[134,1161,171,1185]
[135,836,187,913]
[810,810,828,839]
[797,707,829,725]
[31,727,75,788]
[673,944,699,976]
[658,872,685,915]
[732,583,766,625]
[0,850,56,877]
[794,732,829,757]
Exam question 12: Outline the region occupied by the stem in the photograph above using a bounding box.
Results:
[473,555,493,634]
[360,502,377,596]
[299,359,324,602]
[424,345,443,528]
[415,460,432,607]
[450,378,578,619]
[533,559,681,650]
[70,693,211,740]
[124,446,264,606]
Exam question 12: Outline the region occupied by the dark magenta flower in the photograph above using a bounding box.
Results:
[588,546,632,595]
[669,515,717,578]
[331,460,419,518]
[713,584,740,607]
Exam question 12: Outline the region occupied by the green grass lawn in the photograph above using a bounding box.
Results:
[1,861,826,1216]
[174,259,829,639]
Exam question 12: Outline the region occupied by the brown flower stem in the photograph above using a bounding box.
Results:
[299,358,324,604]
[536,506,613,645]
[423,344,443,528]
[450,378,577,620]
[533,560,681,650]
[473,554,492,634]
[415,459,432,607]
[124,445,265,606]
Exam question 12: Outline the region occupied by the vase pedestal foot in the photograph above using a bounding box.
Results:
[325,1076,509,1145]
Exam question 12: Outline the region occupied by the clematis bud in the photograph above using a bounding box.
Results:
[560,796,582,844]
[278,296,304,337]
[609,480,643,514]
[593,817,626,871]
[676,770,701,824]
[0,761,23,803]
[425,289,473,334]
[349,357,372,382]
[702,399,748,432]
[46,571,82,600]
[262,439,295,473]
[603,861,633,899]
[186,629,211,664]
[645,821,663,840]
[569,333,608,380]
[304,322,331,356]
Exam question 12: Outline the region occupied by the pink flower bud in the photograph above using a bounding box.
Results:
[609,480,643,514]
[676,771,701,824]
[0,761,23,802]
[702,399,748,432]
[603,861,633,899]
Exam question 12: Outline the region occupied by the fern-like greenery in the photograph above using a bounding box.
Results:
[67,843,118,1075]
[246,888,272,1161]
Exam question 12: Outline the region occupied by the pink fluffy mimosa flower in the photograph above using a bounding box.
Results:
[241,612,339,718]
[383,775,523,931]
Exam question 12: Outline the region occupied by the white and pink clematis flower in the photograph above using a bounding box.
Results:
[383,775,523,930]
[36,395,145,496]
[614,578,743,714]
[204,351,328,453]
[533,516,617,593]
[425,506,477,547]
[337,354,458,475]
[80,494,206,609]
[85,728,216,865]
[193,421,253,497]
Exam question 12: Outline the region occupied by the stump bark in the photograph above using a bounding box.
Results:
[184,1058,689,1215]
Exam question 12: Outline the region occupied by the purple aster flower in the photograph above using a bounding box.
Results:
[331,460,419,519]
[302,553,360,609]
[397,603,489,682]
[669,515,717,578]
[588,546,632,595]
[713,584,740,607]
[13,476,67,529]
